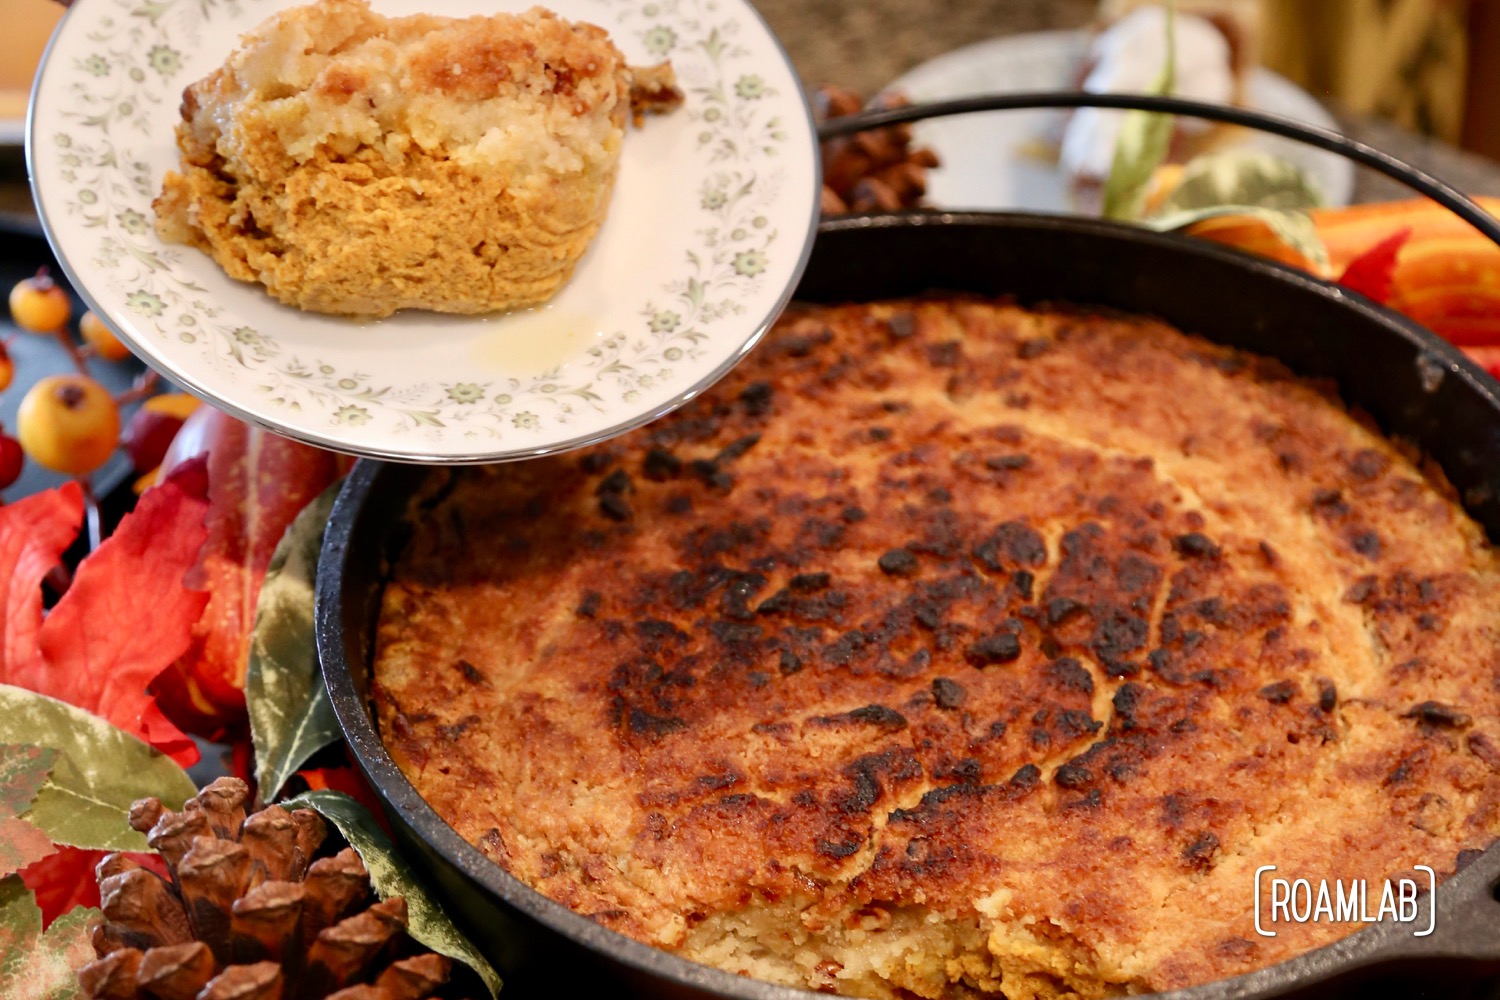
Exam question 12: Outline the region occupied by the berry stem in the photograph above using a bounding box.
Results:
[114,370,162,406]
[52,325,89,376]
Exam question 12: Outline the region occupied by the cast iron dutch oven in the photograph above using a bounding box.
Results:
[316,95,1500,1000]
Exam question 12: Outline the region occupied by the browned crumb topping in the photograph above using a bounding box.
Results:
[373,297,1500,999]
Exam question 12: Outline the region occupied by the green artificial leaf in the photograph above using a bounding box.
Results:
[287,790,502,998]
[0,685,196,852]
[0,745,58,819]
[247,483,343,801]
[0,876,38,984]
[1145,204,1330,271]
[1158,149,1327,215]
[1100,3,1177,221]
[0,876,100,1000]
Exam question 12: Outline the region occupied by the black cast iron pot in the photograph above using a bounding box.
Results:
[316,95,1500,1000]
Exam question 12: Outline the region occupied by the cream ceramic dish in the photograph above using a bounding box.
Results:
[29,0,818,462]
[888,30,1354,214]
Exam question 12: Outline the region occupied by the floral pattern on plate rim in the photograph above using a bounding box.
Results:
[39,0,807,449]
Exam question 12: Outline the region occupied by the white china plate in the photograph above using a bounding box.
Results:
[888,30,1355,213]
[29,0,818,462]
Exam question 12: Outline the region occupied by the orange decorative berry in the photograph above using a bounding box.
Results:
[80,310,132,362]
[0,342,13,392]
[142,392,202,421]
[9,268,72,333]
[16,374,121,476]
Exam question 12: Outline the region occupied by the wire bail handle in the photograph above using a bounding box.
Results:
[817,91,1500,251]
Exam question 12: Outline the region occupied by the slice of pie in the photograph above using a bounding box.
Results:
[154,0,681,318]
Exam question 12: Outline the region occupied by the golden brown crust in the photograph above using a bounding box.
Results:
[372,297,1500,998]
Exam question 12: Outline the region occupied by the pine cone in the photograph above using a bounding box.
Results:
[815,85,942,216]
[78,778,459,1000]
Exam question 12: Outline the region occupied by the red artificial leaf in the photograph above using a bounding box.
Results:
[18,848,167,927]
[1337,227,1412,304]
[3,460,212,765]
[0,484,83,677]
[18,847,102,924]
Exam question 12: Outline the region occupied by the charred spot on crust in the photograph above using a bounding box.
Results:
[777,328,832,358]
[779,648,804,675]
[643,448,682,481]
[1054,763,1094,789]
[1045,597,1085,626]
[1012,570,1036,600]
[457,659,485,684]
[1344,575,1377,604]
[599,492,632,522]
[843,705,908,729]
[1017,337,1051,359]
[1311,489,1351,517]
[721,572,768,621]
[1349,448,1387,481]
[824,629,868,666]
[972,539,1005,574]
[1045,657,1094,695]
[1111,683,1143,732]
[1057,709,1103,740]
[624,707,687,738]
[437,714,481,740]
[932,677,966,710]
[596,468,632,495]
[938,757,983,784]
[1182,832,1220,870]
[1468,733,1500,770]
[1260,680,1297,705]
[927,341,961,367]
[1009,763,1042,789]
[995,522,1048,567]
[886,312,916,339]
[1172,533,1221,560]
[965,631,1022,667]
[1404,701,1471,729]
[689,458,734,491]
[1384,747,1430,786]
[739,380,773,416]
[878,548,919,577]
[576,591,602,618]
[1351,531,1382,559]
[817,837,864,860]
[635,618,690,647]
[717,434,762,464]
[580,452,613,475]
